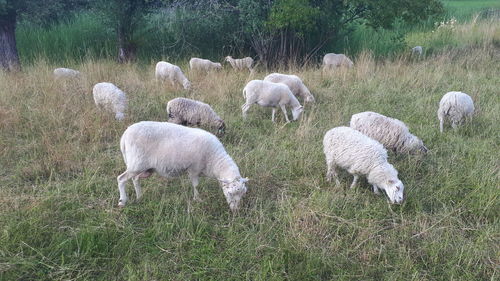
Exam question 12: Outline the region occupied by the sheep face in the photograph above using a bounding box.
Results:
[407,136,428,154]
[183,80,192,90]
[214,63,222,70]
[292,106,304,121]
[220,177,248,212]
[383,179,404,204]
[305,94,315,103]
[216,120,226,137]
[224,56,232,62]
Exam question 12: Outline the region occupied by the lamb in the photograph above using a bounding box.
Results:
[117,121,248,212]
[241,80,304,123]
[92,82,128,121]
[225,56,254,71]
[438,91,474,133]
[263,73,315,103]
[53,67,80,79]
[155,61,191,90]
[350,111,428,154]
[323,126,404,204]
[166,97,226,136]
[322,53,354,70]
[189,58,222,72]
[411,46,423,56]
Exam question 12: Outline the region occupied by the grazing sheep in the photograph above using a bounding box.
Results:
[263,73,315,103]
[155,61,191,90]
[189,58,222,72]
[350,111,428,154]
[411,46,423,56]
[166,97,226,136]
[323,126,404,204]
[117,121,248,212]
[225,56,253,71]
[53,67,80,79]
[241,80,304,123]
[92,82,127,121]
[322,53,354,70]
[438,91,475,133]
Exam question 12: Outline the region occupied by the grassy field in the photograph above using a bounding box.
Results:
[1,18,499,281]
[444,0,500,19]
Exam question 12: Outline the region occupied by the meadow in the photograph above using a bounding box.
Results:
[1,11,500,281]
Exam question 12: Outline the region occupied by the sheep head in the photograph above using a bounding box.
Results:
[219,177,248,212]
[382,178,404,204]
[292,106,304,121]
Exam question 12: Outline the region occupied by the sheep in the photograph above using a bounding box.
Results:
[225,56,253,71]
[263,73,315,103]
[53,67,80,79]
[437,91,475,133]
[92,82,127,121]
[166,97,226,136]
[189,58,222,72]
[411,46,423,56]
[155,61,191,90]
[241,80,304,123]
[117,121,248,212]
[323,126,404,204]
[322,53,354,70]
[350,111,428,154]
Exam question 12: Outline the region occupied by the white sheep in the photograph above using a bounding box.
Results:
[189,58,222,72]
[241,80,304,123]
[166,97,226,136]
[438,91,475,133]
[92,82,127,121]
[117,121,248,212]
[350,111,428,154]
[155,61,191,90]
[263,73,315,103]
[225,56,253,71]
[322,53,354,70]
[323,126,404,204]
[53,67,80,79]
[411,46,423,56]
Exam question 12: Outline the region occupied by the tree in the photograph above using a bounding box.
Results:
[93,0,171,63]
[0,0,85,71]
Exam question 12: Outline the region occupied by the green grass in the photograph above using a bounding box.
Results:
[444,0,500,20]
[1,18,499,280]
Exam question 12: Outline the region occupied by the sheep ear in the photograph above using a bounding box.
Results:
[241,177,249,183]
[388,179,396,184]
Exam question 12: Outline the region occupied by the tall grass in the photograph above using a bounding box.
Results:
[1,18,499,280]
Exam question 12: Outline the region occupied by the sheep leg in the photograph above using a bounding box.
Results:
[189,173,201,202]
[280,105,290,123]
[241,103,251,119]
[372,185,381,195]
[132,175,144,200]
[350,175,359,189]
[439,117,444,133]
[326,160,341,186]
[272,108,276,123]
[117,171,136,207]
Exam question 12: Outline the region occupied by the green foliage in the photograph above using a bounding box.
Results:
[268,0,320,34]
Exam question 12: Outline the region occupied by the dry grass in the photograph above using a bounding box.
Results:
[0,39,499,280]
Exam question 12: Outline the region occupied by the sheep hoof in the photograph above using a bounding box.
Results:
[118,201,126,207]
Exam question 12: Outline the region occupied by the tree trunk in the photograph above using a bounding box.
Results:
[0,15,21,72]
[117,29,136,63]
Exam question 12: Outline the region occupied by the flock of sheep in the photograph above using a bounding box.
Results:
[52,52,475,211]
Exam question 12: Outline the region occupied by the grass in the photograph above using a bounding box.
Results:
[443,0,500,20]
[1,17,499,280]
